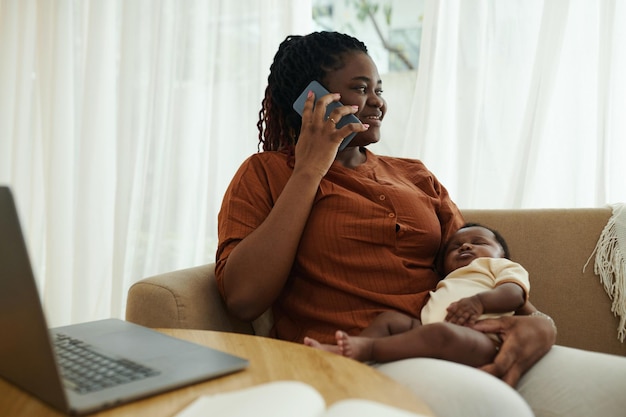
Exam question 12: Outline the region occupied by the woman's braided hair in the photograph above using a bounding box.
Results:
[257,31,368,151]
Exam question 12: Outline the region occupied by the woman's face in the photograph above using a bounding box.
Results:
[322,52,387,148]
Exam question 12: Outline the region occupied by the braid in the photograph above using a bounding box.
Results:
[258,32,368,151]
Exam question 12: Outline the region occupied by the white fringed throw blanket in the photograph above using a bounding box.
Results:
[585,203,626,342]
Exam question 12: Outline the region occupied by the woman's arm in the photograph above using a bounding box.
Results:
[471,300,557,387]
[221,168,320,321]
[221,92,367,322]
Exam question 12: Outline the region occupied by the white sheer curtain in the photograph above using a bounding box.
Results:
[2,0,625,327]
[0,0,311,326]
[394,0,625,209]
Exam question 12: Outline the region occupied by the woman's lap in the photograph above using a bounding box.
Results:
[375,358,533,417]
[517,345,626,417]
[375,345,626,417]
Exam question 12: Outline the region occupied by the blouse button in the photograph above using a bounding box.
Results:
[379,195,386,201]
[388,213,396,218]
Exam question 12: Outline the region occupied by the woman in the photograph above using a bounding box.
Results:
[215,31,626,417]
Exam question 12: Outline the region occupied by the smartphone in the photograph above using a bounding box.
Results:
[292,80,361,151]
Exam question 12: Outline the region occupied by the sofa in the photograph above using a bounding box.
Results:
[125,207,626,357]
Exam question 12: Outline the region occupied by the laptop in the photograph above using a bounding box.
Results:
[0,186,249,415]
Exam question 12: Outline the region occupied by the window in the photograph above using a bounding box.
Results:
[312,0,424,73]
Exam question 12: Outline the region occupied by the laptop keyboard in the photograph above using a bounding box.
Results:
[53,333,160,394]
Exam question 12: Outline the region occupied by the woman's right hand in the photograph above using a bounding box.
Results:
[293,90,367,180]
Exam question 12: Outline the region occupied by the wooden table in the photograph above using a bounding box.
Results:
[0,329,434,416]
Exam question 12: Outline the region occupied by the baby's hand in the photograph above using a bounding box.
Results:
[445,295,484,326]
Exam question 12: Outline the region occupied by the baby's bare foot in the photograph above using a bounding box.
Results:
[303,336,342,355]
[335,330,374,362]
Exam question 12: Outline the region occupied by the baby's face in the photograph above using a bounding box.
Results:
[443,226,505,275]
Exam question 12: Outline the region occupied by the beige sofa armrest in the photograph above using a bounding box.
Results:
[125,263,254,334]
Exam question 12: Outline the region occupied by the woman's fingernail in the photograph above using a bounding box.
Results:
[362,124,370,129]
[307,90,314,98]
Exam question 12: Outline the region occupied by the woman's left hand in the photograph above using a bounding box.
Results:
[471,313,556,387]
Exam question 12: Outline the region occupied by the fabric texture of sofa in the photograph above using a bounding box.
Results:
[125,207,626,357]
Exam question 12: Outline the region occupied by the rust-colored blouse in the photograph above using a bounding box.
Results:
[216,148,464,343]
